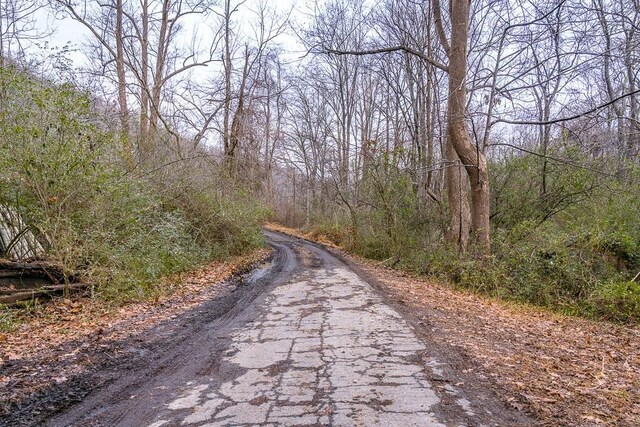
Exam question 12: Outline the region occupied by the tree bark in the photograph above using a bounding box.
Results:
[228,46,250,161]
[447,0,490,253]
[445,141,471,250]
[140,0,150,163]
[222,0,233,160]
[115,0,133,169]
[148,0,171,154]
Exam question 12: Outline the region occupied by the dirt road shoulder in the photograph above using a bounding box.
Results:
[0,248,272,426]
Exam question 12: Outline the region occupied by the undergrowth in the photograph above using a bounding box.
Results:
[299,162,640,323]
[0,66,266,327]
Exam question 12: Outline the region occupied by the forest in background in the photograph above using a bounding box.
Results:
[282,0,640,321]
[0,0,638,326]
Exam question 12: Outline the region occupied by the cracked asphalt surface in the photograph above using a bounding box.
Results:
[44,231,531,426]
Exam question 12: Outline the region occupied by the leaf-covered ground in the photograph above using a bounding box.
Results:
[0,248,272,419]
[266,224,640,426]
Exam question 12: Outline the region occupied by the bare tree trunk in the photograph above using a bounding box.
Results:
[222,0,233,160]
[265,60,283,206]
[596,0,626,161]
[541,102,551,195]
[115,0,133,169]
[140,0,150,161]
[445,142,471,250]
[148,0,171,154]
[0,3,5,115]
[447,0,490,253]
[0,3,4,69]
[228,46,251,170]
[624,22,639,160]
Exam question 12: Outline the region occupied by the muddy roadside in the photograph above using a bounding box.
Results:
[266,224,640,427]
[0,248,273,427]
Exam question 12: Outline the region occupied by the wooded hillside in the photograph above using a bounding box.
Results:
[0,0,638,323]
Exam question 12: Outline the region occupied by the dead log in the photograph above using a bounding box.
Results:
[0,283,87,305]
[0,259,73,283]
[0,258,83,304]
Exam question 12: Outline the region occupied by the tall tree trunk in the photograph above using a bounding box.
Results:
[624,25,639,160]
[541,104,551,195]
[222,0,233,160]
[140,0,150,162]
[227,46,250,175]
[596,1,626,161]
[148,0,171,155]
[445,141,471,250]
[115,0,133,169]
[447,0,490,253]
[0,3,5,115]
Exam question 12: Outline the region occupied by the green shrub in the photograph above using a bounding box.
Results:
[588,281,640,322]
[0,66,266,303]
[302,150,640,323]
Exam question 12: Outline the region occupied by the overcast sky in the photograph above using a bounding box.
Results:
[37,0,309,77]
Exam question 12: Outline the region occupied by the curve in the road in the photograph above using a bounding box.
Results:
[45,231,528,427]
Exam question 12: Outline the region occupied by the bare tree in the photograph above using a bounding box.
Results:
[53,0,219,168]
[0,0,49,66]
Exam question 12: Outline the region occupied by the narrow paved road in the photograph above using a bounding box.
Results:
[46,231,529,426]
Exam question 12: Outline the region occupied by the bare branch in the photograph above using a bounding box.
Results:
[494,89,640,126]
[322,45,448,72]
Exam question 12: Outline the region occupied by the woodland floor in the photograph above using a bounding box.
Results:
[266,223,640,427]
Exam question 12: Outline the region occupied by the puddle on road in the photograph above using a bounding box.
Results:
[244,261,273,283]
